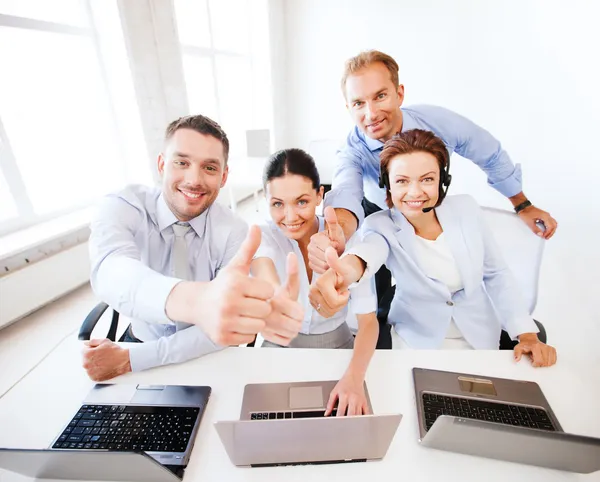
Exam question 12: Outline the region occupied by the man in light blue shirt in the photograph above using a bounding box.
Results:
[309,50,558,276]
[82,115,303,381]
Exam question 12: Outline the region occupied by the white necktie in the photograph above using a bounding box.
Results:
[167,222,191,336]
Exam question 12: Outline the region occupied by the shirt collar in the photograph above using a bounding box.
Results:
[360,107,419,152]
[156,193,208,237]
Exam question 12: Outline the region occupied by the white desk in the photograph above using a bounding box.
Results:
[1,338,599,481]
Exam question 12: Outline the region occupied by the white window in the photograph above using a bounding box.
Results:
[0,0,148,236]
[173,0,273,159]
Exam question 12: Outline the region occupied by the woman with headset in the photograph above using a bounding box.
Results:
[309,129,557,366]
[250,148,379,414]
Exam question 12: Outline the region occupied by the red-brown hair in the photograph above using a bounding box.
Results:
[380,129,449,208]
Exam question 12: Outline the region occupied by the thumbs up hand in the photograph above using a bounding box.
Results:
[308,207,347,274]
[262,253,305,346]
[309,248,366,319]
[167,225,276,346]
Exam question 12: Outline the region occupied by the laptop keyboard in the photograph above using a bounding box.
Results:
[52,405,199,452]
[422,393,556,432]
[250,409,338,420]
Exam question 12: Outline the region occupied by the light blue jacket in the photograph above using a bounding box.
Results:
[348,195,538,349]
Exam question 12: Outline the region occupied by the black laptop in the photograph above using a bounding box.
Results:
[48,383,211,478]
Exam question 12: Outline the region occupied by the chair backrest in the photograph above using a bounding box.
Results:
[307,139,343,185]
[480,206,545,315]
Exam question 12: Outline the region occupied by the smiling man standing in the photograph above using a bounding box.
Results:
[83,115,303,381]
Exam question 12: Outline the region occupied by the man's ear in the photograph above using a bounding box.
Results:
[220,164,229,188]
[157,153,165,176]
[396,84,405,105]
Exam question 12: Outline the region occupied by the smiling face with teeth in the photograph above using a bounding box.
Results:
[158,128,228,222]
[266,174,323,243]
[345,62,404,142]
[387,151,440,220]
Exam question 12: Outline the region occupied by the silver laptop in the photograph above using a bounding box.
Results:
[50,384,211,478]
[413,368,600,473]
[0,449,180,482]
[215,380,402,466]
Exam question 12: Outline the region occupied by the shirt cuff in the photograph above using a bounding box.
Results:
[506,315,539,341]
[127,342,165,372]
[488,163,523,198]
[126,327,224,372]
[349,294,377,315]
[324,189,364,226]
[139,275,182,324]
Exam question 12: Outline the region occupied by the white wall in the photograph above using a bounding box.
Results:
[280,0,600,344]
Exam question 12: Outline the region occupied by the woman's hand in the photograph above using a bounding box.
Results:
[325,372,370,416]
[514,333,557,367]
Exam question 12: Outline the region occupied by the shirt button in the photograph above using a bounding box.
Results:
[446,301,454,306]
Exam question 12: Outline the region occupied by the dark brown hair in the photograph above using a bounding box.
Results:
[341,50,400,97]
[263,148,320,190]
[380,129,449,208]
[165,114,229,164]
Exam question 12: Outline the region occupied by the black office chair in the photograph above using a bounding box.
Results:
[79,302,121,341]
[78,302,258,346]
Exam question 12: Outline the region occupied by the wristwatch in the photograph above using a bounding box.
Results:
[514,199,532,214]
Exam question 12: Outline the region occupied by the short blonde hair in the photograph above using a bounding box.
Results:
[341,50,399,97]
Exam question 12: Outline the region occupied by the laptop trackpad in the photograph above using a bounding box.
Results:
[289,386,323,409]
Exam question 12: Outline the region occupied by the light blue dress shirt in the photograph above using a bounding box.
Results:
[89,184,248,371]
[254,217,377,335]
[325,104,523,224]
[347,195,538,349]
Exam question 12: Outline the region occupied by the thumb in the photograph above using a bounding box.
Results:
[325,247,349,288]
[228,225,262,273]
[324,207,339,240]
[325,247,343,274]
[283,252,300,300]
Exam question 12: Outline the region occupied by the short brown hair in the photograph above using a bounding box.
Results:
[165,114,230,164]
[341,50,400,97]
[379,129,449,208]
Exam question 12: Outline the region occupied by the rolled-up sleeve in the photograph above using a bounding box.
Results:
[349,276,377,314]
[325,148,366,225]
[345,232,390,281]
[418,105,523,198]
[89,196,179,324]
[127,326,224,372]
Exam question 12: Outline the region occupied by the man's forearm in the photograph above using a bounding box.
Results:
[165,280,208,324]
[334,208,358,240]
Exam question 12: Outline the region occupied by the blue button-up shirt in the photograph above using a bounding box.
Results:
[89,184,248,372]
[325,104,523,224]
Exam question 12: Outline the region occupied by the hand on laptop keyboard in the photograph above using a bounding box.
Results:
[325,375,370,416]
